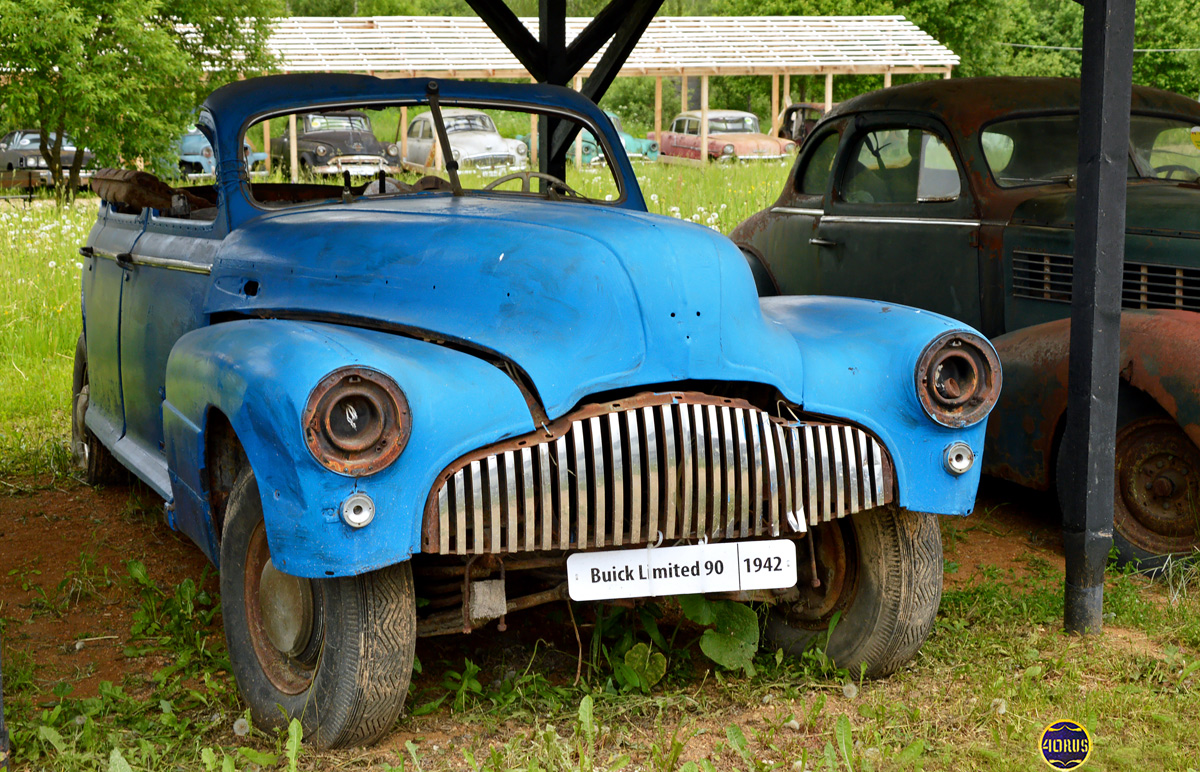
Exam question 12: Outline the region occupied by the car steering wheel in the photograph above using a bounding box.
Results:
[1153,163,1199,180]
[482,171,586,200]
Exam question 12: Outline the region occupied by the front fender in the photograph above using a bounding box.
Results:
[163,319,534,577]
[986,310,1200,490]
[761,296,995,516]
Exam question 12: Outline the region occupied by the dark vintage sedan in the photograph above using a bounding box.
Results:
[732,77,1200,569]
[0,129,94,187]
[75,73,999,746]
[269,110,401,176]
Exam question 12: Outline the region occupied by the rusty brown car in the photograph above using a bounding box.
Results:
[732,77,1200,570]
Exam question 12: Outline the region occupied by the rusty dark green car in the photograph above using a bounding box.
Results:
[732,77,1200,570]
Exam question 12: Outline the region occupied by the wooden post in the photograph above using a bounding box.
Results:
[700,74,709,164]
[654,76,662,143]
[770,73,780,136]
[262,121,271,172]
[783,73,791,105]
[400,106,408,164]
[530,77,538,168]
[288,113,298,183]
[574,74,583,168]
[824,73,834,113]
[944,68,953,79]
[681,71,688,113]
[884,70,892,88]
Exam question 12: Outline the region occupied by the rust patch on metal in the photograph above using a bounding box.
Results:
[915,331,1002,428]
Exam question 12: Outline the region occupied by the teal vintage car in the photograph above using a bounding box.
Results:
[520,110,658,166]
[733,77,1200,570]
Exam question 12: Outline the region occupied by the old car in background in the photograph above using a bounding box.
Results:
[0,130,94,187]
[174,125,268,178]
[777,102,825,144]
[270,110,400,176]
[75,73,999,748]
[732,76,1200,569]
[651,109,796,161]
[606,110,659,161]
[405,108,527,171]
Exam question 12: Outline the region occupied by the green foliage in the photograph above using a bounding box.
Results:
[678,594,760,676]
[0,0,280,200]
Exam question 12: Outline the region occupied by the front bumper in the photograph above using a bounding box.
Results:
[311,155,402,176]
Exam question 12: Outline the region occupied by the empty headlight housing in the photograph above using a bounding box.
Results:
[303,367,411,476]
[915,331,1001,428]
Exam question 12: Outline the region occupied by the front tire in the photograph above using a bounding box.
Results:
[765,506,942,678]
[221,468,416,748]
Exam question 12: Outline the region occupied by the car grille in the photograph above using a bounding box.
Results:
[423,394,893,556]
[464,154,516,169]
[1012,250,1200,312]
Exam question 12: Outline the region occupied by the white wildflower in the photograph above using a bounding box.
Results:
[991,698,1007,715]
[48,260,56,268]
[842,682,858,699]
[649,193,659,202]
[233,717,250,736]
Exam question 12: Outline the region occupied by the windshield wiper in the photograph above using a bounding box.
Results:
[426,81,463,197]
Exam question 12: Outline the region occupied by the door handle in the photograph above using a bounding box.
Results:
[809,238,837,247]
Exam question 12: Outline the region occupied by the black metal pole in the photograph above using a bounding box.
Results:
[539,0,568,182]
[1061,0,1136,634]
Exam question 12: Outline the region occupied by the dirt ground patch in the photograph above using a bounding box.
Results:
[0,475,1102,767]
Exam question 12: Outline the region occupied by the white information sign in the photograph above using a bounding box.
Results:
[566,539,798,601]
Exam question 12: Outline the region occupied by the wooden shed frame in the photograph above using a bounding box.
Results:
[266,15,958,169]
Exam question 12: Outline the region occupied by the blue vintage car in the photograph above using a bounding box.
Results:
[74,74,1000,748]
[174,125,267,177]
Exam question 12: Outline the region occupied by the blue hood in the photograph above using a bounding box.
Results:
[207,195,806,419]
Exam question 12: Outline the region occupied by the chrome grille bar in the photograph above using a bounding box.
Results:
[429,399,894,555]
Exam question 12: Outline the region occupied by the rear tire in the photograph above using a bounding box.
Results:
[220,468,416,748]
[71,333,125,485]
[1056,389,1200,573]
[765,506,942,678]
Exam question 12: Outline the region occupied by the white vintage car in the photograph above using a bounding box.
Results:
[403,108,527,171]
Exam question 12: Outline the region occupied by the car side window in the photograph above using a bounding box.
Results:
[796,131,840,195]
[407,120,421,139]
[842,128,961,204]
[671,118,683,133]
[685,119,699,136]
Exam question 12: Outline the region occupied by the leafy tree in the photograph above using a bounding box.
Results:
[0,0,280,200]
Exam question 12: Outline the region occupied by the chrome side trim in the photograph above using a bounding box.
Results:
[819,215,981,227]
[770,206,825,216]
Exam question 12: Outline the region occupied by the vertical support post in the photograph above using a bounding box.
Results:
[700,74,709,164]
[1061,0,1136,635]
[288,113,299,184]
[262,122,271,173]
[574,74,584,168]
[884,70,892,88]
[539,0,567,181]
[681,71,688,113]
[944,68,953,79]
[530,77,539,166]
[783,73,791,105]
[770,73,780,136]
[824,73,834,112]
[400,106,408,164]
[654,76,662,143]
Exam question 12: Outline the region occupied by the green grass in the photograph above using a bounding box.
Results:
[0,200,95,476]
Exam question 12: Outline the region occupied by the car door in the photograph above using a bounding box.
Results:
[813,116,983,328]
[81,205,147,450]
[116,206,219,497]
[406,119,432,166]
[754,126,845,295]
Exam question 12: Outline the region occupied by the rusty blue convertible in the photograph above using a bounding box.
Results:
[73,74,1001,747]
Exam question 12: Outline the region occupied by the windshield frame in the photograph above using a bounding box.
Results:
[239,96,630,212]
